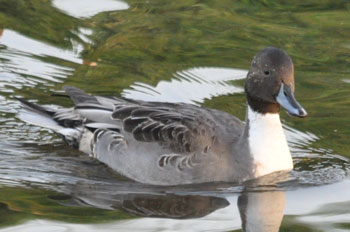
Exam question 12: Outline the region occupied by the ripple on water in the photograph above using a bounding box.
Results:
[0,29,83,97]
[292,154,350,186]
[0,29,82,64]
[122,67,247,104]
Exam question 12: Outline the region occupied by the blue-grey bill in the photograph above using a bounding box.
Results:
[276,83,307,118]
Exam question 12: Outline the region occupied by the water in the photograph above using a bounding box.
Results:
[0,0,350,231]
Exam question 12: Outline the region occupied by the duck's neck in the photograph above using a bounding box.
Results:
[244,105,293,178]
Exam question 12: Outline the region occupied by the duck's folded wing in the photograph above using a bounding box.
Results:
[112,101,218,154]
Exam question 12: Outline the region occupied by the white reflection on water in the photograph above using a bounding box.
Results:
[52,0,129,18]
[286,179,350,231]
[0,29,82,64]
[0,49,73,83]
[0,29,83,92]
[122,67,247,104]
[284,124,319,155]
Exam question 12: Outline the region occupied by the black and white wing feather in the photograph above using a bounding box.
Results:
[111,101,219,155]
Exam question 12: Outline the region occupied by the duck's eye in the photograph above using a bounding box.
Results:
[264,70,270,76]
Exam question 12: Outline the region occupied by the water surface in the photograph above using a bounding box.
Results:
[0,0,349,231]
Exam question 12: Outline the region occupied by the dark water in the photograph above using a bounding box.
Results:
[0,0,350,231]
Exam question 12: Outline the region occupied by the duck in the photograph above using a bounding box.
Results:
[17,47,307,186]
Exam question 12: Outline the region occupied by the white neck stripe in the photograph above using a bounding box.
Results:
[247,106,293,177]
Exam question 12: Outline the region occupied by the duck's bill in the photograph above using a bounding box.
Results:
[276,83,307,118]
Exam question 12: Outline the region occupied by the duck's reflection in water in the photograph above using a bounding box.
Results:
[61,180,286,231]
[112,194,229,219]
[238,191,285,232]
[65,183,229,219]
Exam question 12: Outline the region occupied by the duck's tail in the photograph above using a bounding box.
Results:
[16,85,110,131]
[15,86,122,152]
[16,97,84,148]
[16,97,66,132]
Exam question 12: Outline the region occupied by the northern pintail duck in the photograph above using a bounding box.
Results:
[17,47,307,185]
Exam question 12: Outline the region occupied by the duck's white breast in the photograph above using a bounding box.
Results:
[247,106,293,177]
